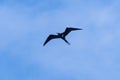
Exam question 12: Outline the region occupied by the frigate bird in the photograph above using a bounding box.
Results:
[43,27,82,46]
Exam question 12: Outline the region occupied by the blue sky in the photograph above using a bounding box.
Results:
[0,0,120,80]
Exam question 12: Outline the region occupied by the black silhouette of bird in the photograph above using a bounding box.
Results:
[43,27,82,46]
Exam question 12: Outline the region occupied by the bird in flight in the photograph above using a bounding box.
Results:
[43,27,82,46]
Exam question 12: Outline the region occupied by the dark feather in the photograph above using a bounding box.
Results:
[63,27,82,37]
[43,34,60,46]
[43,27,82,46]
[62,38,70,45]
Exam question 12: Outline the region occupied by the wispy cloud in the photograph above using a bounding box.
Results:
[0,0,120,80]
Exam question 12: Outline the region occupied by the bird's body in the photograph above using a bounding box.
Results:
[43,27,82,46]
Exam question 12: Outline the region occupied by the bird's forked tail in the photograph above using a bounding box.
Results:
[62,38,70,45]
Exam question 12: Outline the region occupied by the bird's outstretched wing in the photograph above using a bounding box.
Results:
[63,27,82,37]
[43,34,60,46]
